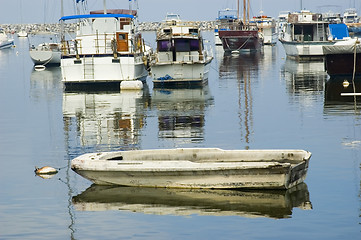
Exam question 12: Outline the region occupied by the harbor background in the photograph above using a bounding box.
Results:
[0,31,360,239]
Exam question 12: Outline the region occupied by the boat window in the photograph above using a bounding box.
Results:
[163,29,171,34]
[189,39,199,51]
[174,39,190,52]
[118,34,126,40]
[158,40,172,52]
[189,28,198,34]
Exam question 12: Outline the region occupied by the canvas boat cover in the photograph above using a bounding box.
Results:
[323,39,361,54]
[329,24,349,40]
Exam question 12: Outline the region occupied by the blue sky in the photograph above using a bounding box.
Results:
[1,0,360,24]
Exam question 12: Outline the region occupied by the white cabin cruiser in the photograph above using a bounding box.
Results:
[150,14,213,87]
[60,8,149,91]
[279,10,336,60]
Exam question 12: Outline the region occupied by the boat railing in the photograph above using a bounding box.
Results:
[152,51,206,63]
[61,33,131,56]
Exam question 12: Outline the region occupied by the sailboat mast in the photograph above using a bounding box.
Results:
[237,0,239,20]
[247,0,250,24]
[61,0,64,42]
[243,0,246,24]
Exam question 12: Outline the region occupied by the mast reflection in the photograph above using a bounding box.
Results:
[219,52,261,146]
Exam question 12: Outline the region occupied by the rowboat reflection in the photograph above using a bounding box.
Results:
[72,183,312,219]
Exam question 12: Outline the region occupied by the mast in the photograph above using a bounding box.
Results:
[247,0,250,24]
[237,0,239,20]
[103,0,107,14]
[61,0,64,42]
[243,0,246,24]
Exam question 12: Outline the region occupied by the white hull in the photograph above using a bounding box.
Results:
[151,60,211,84]
[262,29,278,45]
[61,54,147,84]
[0,39,14,49]
[17,31,28,37]
[30,49,61,65]
[214,31,222,45]
[280,40,335,59]
[71,148,311,190]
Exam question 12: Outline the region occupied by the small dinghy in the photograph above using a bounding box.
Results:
[71,148,311,189]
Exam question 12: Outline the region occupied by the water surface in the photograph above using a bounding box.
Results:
[0,32,360,239]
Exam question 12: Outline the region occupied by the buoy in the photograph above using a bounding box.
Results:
[343,80,350,88]
[35,166,58,175]
[120,80,143,90]
[34,65,46,71]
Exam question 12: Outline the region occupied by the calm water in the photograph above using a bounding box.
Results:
[1,32,361,239]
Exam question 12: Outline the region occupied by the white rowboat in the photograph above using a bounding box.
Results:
[71,148,311,189]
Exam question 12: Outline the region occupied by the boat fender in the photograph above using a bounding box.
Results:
[35,166,58,175]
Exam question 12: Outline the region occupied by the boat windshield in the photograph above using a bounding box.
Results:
[175,39,199,52]
[158,40,172,51]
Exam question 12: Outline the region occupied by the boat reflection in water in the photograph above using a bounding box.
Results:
[63,87,149,154]
[281,59,327,94]
[152,85,213,143]
[72,183,312,219]
[324,76,361,110]
[219,52,261,146]
[30,66,62,96]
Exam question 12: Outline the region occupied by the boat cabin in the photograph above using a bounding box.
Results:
[282,11,329,42]
[155,21,204,63]
[61,9,144,56]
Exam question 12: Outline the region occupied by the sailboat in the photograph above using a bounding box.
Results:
[60,0,150,91]
[218,0,262,52]
[17,0,27,37]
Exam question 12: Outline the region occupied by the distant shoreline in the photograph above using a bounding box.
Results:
[0,21,216,34]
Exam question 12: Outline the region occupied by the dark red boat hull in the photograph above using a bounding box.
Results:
[218,30,262,51]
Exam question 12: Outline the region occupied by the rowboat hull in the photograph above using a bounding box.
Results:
[71,148,311,189]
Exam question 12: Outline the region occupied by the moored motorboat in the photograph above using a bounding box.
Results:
[0,28,14,49]
[150,14,213,86]
[214,8,238,46]
[279,10,340,60]
[29,42,61,66]
[251,13,277,45]
[60,1,150,91]
[323,38,361,76]
[71,148,312,190]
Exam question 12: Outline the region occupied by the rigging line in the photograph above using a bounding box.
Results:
[351,37,358,110]
[224,35,252,51]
